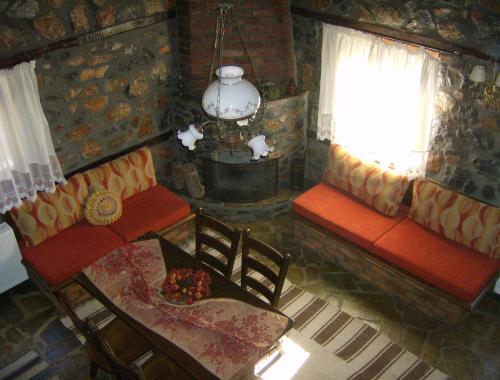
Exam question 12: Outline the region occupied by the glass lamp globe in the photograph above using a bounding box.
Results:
[202,66,261,120]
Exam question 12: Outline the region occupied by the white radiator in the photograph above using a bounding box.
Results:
[0,223,28,293]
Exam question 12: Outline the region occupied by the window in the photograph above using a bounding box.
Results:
[0,61,65,213]
[318,24,439,176]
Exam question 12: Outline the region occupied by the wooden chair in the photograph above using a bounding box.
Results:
[195,208,241,278]
[56,288,190,379]
[241,229,291,308]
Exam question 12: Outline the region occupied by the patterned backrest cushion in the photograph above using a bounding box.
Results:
[323,144,410,217]
[409,178,500,258]
[9,173,89,247]
[83,147,157,200]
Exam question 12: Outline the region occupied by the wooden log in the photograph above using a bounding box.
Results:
[172,162,185,189]
[184,163,205,199]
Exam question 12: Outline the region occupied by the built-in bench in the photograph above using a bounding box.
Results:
[8,147,192,308]
[291,144,499,325]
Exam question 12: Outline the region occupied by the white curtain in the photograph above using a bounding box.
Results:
[318,24,439,176]
[0,61,65,213]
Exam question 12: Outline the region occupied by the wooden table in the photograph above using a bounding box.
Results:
[75,237,294,380]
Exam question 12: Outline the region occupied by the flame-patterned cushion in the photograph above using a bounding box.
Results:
[83,147,157,200]
[409,178,500,258]
[323,144,410,217]
[85,190,122,226]
[9,173,89,247]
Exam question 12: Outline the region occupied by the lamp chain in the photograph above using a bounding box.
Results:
[206,4,232,132]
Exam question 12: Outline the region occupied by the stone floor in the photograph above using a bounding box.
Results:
[1,215,499,380]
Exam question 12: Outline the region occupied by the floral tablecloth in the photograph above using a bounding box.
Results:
[82,239,290,379]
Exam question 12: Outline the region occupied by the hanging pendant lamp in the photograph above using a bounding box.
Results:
[202,4,262,124]
[178,3,264,151]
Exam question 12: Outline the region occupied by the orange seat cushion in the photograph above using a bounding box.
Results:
[21,221,124,287]
[109,185,191,242]
[372,218,500,302]
[292,183,406,250]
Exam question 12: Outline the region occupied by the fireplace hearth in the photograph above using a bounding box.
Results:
[204,150,279,203]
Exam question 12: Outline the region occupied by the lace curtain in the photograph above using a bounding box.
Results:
[0,61,65,213]
[318,24,439,176]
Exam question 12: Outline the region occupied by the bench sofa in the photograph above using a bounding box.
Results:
[8,146,192,307]
[292,144,499,325]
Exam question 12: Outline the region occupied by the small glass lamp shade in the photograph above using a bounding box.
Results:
[202,66,261,120]
[469,65,486,83]
[247,135,274,160]
[177,124,203,150]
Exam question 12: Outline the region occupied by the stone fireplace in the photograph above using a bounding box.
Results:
[173,1,306,219]
[175,91,308,221]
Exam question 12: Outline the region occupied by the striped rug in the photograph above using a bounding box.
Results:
[0,351,59,380]
[61,239,449,380]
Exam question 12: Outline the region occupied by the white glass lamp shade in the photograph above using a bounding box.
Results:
[177,124,203,150]
[469,65,486,83]
[247,135,274,160]
[202,66,261,120]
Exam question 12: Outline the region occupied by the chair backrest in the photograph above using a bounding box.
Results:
[56,290,146,380]
[89,321,147,380]
[241,229,291,308]
[195,208,241,278]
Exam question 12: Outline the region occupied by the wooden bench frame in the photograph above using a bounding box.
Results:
[292,212,498,325]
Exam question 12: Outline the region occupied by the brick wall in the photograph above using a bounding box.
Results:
[178,0,296,97]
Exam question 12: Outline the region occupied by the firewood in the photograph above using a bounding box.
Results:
[184,163,205,199]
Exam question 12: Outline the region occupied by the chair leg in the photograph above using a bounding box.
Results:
[90,361,98,378]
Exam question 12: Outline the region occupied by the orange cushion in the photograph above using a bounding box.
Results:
[9,173,89,247]
[409,178,500,258]
[323,144,409,216]
[21,220,124,287]
[372,218,500,302]
[84,147,157,200]
[292,183,407,250]
[108,185,191,242]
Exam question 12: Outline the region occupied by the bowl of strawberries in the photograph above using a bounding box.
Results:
[161,268,212,305]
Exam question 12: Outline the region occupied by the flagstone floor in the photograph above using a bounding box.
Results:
[1,215,499,380]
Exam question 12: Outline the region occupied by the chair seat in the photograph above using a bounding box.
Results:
[109,185,191,242]
[292,183,407,250]
[372,218,500,302]
[100,318,152,363]
[21,220,124,287]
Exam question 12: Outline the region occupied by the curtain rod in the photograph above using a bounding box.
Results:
[291,6,494,62]
[0,10,175,70]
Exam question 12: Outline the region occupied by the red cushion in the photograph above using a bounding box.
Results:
[21,220,124,287]
[372,218,500,302]
[109,185,191,242]
[292,183,406,250]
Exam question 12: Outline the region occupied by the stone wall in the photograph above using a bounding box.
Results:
[0,0,179,185]
[292,0,500,206]
[427,55,499,205]
[0,0,175,58]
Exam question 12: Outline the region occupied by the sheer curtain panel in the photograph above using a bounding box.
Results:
[0,61,65,213]
[318,24,439,176]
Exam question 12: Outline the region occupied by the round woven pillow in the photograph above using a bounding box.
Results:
[85,190,122,226]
